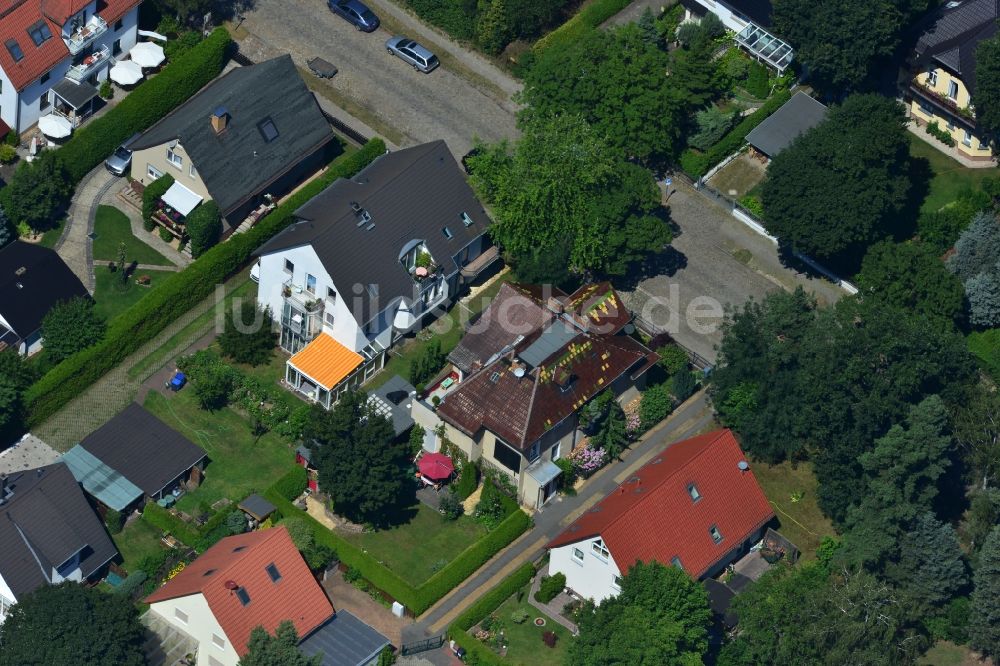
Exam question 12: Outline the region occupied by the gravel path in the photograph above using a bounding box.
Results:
[55,167,115,292]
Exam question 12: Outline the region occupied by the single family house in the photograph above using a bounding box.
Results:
[546,429,775,603]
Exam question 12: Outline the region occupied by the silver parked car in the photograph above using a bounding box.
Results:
[385,36,439,73]
[104,132,141,176]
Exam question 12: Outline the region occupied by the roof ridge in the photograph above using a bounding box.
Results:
[518,368,543,447]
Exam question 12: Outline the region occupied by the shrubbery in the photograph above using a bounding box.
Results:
[186,200,221,257]
[114,571,148,598]
[531,0,632,64]
[927,121,957,147]
[534,571,566,603]
[271,466,308,501]
[104,508,124,535]
[178,349,291,430]
[639,383,673,429]
[449,562,537,665]
[410,338,445,389]
[745,61,770,98]
[142,174,174,231]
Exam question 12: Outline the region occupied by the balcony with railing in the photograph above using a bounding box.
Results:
[281,281,324,340]
[66,44,110,82]
[65,15,108,55]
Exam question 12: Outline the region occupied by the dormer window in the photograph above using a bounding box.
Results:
[460,212,474,227]
[687,483,701,502]
[442,227,453,239]
[27,21,52,47]
[709,525,723,544]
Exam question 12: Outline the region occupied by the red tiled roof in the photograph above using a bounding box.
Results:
[40,0,88,24]
[547,430,775,579]
[95,0,137,24]
[144,526,334,656]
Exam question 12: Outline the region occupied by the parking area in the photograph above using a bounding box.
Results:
[235,0,519,158]
[706,152,767,198]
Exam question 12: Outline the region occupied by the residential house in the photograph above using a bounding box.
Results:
[144,526,390,666]
[0,0,141,134]
[130,54,337,232]
[254,140,498,410]
[680,0,793,73]
[906,0,997,159]
[546,429,775,603]
[0,463,119,623]
[0,239,88,355]
[745,90,828,159]
[413,282,658,509]
[63,402,206,514]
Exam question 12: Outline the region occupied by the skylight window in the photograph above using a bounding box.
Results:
[442,227,453,239]
[687,483,701,502]
[265,563,281,583]
[27,21,52,47]
[232,545,246,553]
[236,587,251,606]
[6,39,24,62]
[709,525,723,544]
[257,117,279,143]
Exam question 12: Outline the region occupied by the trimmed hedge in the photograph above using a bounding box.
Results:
[679,88,793,178]
[271,466,308,502]
[25,139,386,426]
[142,502,201,545]
[114,570,148,598]
[262,485,532,616]
[532,0,631,60]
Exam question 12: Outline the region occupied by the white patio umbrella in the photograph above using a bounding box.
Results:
[129,41,165,68]
[109,60,143,85]
[38,114,72,139]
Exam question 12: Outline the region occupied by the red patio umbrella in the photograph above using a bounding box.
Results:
[418,452,454,480]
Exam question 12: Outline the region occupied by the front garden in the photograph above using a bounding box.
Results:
[92,267,175,321]
[477,583,573,665]
[92,205,172,266]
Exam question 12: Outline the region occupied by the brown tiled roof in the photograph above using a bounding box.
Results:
[40,0,88,24]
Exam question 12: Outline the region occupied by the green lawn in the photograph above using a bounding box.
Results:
[92,205,172,266]
[750,460,836,562]
[112,518,166,574]
[230,347,300,411]
[909,134,1000,214]
[143,387,298,513]
[36,219,66,248]
[92,268,175,321]
[483,584,573,665]
[918,641,980,666]
[341,503,487,586]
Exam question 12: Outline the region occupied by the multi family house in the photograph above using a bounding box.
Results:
[0,239,88,355]
[0,463,119,623]
[547,429,775,603]
[680,0,793,73]
[144,526,390,666]
[906,0,997,160]
[412,282,658,509]
[130,54,336,232]
[0,0,140,134]
[254,140,498,410]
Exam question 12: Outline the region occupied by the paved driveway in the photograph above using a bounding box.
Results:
[237,0,519,158]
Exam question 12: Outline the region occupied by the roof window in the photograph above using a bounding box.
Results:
[460,212,473,227]
[258,117,279,143]
[203,568,217,577]
[265,563,281,583]
[687,483,701,502]
[709,525,723,544]
[442,227,453,239]
[671,556,683,570]
[233,545,247,553]
[6,39,24,62]
[27,21,52,47]
[236,587,251,606]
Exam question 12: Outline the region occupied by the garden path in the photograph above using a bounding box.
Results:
[54,166,115,292]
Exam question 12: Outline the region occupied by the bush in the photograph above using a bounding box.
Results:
[688,107,737,152]
[104,508,124,535]
[531,0,632,63]
[656,345,688,375]
[739,194,765,218]
[409,338,445,387]
[554,457,576,491]
[454,460,479,500]
[190,359,236,410]
[99,80,113,100]
[158,226,173,242]
[672,369,698,402]
[5,129,17,146]
[219,299,276,366]
[534,572,566,603]
[639,383,673,429]
[439,490,464,520]
[969,328,1000,382]
[927,121,957,147]
[745,61,770,98]
[449,563,537,665]
[143,174,174,231]
[25,139,385,427]
[0,144,17,164]
[185,200,221,257]
[474,480,513,529]
[270,466,308,501]
[114,571,148,598]
[0,151,72,232]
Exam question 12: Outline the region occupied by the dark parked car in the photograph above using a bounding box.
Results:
[385,36,439,73]
[328,0,380,32]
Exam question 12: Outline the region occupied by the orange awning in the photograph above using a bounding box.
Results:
[288,333,363,390]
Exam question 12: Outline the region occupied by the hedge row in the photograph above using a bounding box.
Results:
[448,561,537,665]
[262,485,532,616]
[532,0,631,60]
[679,88,793,178]
[270,466,308,502]
[58,28,231,183]
[25,139,386,426]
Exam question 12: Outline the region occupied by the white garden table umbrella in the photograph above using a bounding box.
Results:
[109,60,143,85]
[129,41,165,68]
[38,114,72,139]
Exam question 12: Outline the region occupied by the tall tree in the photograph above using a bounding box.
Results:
[969,526,1000,660]
[41,297,106,365]
[946,212,1000,281]
[569,561,711,666]
[0,350,38,443]
[0,151,72,233]
[219,299,277,366]
[305,390,411,526]
[0,583,146,666]
[888,512,968,612]
[519,24,687,164]
[239,621,319,666]
[953,385,1000,491]
[762,94,912,265]
[974,33,1000,140]
[467,114,670,280]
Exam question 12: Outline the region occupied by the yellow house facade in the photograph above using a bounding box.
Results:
[910,67,992,159]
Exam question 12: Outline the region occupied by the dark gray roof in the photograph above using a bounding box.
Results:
[0,463,118,599]
[299,610,391,666]
[368,375,416,436]
[256,141,489,326]
[130,55,335,216]
[52,78,99,110]
[78,403,206,498]
[724,0,774,27]
[914,0,1000,93]
[238,493,276,520]
[0,240,88,339]
[745,91,828,157]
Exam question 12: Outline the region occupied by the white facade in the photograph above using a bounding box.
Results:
[684,0,752,32]
[0,4,139,134]
[149,594,240,666]
[549,536,624,604]
[0,572,17,625]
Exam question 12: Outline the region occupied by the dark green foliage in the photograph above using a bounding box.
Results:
[925,596,971,644]
[569,561,711,666]
[720,565,925,665]
[142,174,174,231]
[142,502,201,546]
[639,383,672,429]
[0,350,38,442]
[947,213,1000,281]
[591,398,628,459]
[219,299,276,366]
[474,478,514,529]
[530,0,632,65]
[439,490,464,520]
[534,571,566,603]
[888,513,968,612]
[656,345,688,375]
[508,237,572,286]
[282,517,337,572]
[185,200,221,257]
[926,120,957,147]
[452,562,535,631]
[671,370,697,402]
[965,490,1000,553]
[745,61,769,98]
[0,206,13,248]
[974,33,1000,140]
[857,241,966,325]
[454,460,479,500]
[5,129,17,146]
[190,359,236,410]
[305,391,410,527]
[0,582,146,666]
[270,466,308,502]
[410,338,445,387]
[0,151,72,232]
[688,106,737,151]
[969,526,1000,659]
[41,297,106,365]
[225,510,247,535]
[24,139,384,428]
[104,508,123,535]
[405,0,568,54]
[113,571,148,599]
[240,620,320,666]
[762,94,912,263]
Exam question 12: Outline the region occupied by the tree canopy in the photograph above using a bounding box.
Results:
[41,297,106,365]
[0,582,146,666]
[569,561,711,666]
[304,390,412,526]
[219,299,276,366]
[0,350,38,443]
[857,241,966,325]
[0,152,72,233]
[467,113,670,281]
[761,94,913,265]
[239,621,319,666]
[946,212,1000,328]
[969,525,1000,660]
[974,32,1000,140]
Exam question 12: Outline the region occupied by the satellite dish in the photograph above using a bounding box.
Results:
[737,460,750,472]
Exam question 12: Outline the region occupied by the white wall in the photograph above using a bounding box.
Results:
[0,572,18,625]
[0,68,17,134]
[549,536,623,604]
[686,0,750,32]
[150,594,241,666]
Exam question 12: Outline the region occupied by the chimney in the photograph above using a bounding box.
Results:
[14,266,25,276]
[224,580,239,591]
[210,106,229,134]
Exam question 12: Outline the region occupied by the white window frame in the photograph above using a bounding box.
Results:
[166,147,183,169]
[212,633,226,650]
[551,441,561,461]
[174,608,188,624]
[572,547,584,564]
[963,130,973,147]
[948,80,959,100]
[189,163,197,178]
[612,574,622,590]
[591,538,610,561]
[306,273,317,294]
[147,164,163,180]
[926,69,937,87]
[709,525,723,544]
